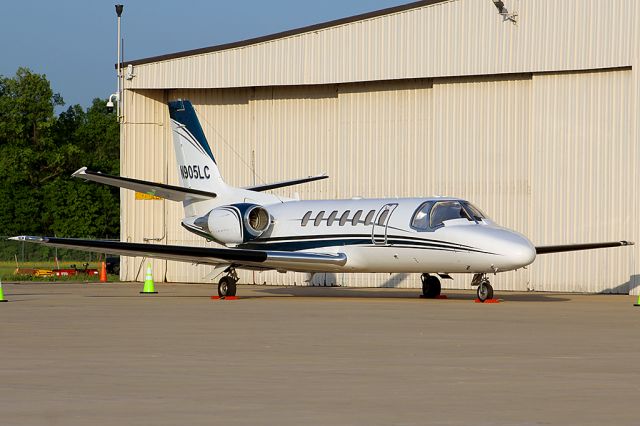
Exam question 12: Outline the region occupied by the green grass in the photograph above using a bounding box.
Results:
[0,260,118,282]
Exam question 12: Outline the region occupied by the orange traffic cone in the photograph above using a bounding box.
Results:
[99,261,107,282]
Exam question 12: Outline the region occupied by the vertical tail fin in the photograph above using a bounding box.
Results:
[168,100,281,218]
[168,100,224,193]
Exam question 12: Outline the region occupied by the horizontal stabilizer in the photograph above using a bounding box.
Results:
[10,236,347,273]
[245,174,328,192]
[535,241,634,255]
[72,167,216,201]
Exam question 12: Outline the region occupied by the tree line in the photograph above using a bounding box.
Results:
[0,67,120,239]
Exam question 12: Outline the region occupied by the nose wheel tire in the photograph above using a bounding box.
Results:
[421,274,442,298]
[218,276,237,297]
[476,281,494,302]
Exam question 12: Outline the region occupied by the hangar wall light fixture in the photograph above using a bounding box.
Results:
[491,0,518,24]
[125,63,136,81]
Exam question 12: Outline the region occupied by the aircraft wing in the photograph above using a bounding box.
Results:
[72,167,216,201]
[245,174,328,192]
[535,241,634,254]
[9,236,347,272]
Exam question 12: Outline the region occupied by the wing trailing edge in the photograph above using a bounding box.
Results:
[9,236,347,272]
[535,241,634,255]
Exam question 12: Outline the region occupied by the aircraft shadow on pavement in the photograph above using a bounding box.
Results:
[251,286,571,302]
[5,292,74,296]
[84,294,210,298]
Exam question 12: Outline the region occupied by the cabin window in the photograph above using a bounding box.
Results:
[301,211,312,227]
[339,210,350,226]
[376,209,390,226]
[314,211,325,226]
[430,201,472,228]
[411,202,432,230]
[327,211,338,226]
[364,210,376,226]
[351,210,363,226]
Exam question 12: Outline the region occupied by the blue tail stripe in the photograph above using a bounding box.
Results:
[168,100,216,164]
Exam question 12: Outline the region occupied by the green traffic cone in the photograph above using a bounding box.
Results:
[140,264,158,295]
[635,292,640,307]
[0,279,7,302]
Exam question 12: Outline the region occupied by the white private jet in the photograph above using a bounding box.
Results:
[12,100,634,301]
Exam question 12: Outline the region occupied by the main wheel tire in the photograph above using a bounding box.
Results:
[218,277,238,297]
[477,281,494,302]
[422,275,442,298]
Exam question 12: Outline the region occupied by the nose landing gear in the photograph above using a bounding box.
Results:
[421,274,442,298]
[218,267,238,297]
[471,273,494,302]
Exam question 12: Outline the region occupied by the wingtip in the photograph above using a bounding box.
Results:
[622,241,635,246]
[71,166,88,178]
[9,236,46,242]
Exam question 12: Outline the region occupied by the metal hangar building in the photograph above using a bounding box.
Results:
[118,0,639,295]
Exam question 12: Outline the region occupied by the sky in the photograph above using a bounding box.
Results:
[1,0,410,110]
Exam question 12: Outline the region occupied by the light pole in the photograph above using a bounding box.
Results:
[115,4,123,121]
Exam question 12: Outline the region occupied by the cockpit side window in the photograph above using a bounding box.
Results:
[430,201,473,228]
[410,202,432,230]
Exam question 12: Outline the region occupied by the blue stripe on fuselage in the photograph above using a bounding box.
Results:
[239,235,497,255]
[240,238,460,253]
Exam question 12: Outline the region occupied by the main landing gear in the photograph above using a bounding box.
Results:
[421,274,442,298]
[471,273,494,302]
[218,267,238,297]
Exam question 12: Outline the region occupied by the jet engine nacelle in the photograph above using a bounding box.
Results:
[198,203,271,245]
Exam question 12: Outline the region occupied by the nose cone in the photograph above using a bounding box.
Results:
[507,233,537,268]
[463,226,536,271]
[492,229,536,270]
[445,224,537,272]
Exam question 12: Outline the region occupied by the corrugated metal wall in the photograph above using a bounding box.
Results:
[529,70,638,293]
[120,89,169,283]
[121,67,639,293]
[125,0,634,90]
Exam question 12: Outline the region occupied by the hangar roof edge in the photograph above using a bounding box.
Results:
[120,0,448,68]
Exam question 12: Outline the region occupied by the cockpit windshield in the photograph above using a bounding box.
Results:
[430,201,471,228]
[462,202,487,222]
[411,200,488,230]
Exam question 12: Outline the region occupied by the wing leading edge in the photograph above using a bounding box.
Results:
[10,236,347,273]
[535,241,634,255]
[72,167,217,202]
[244,174,328,192]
